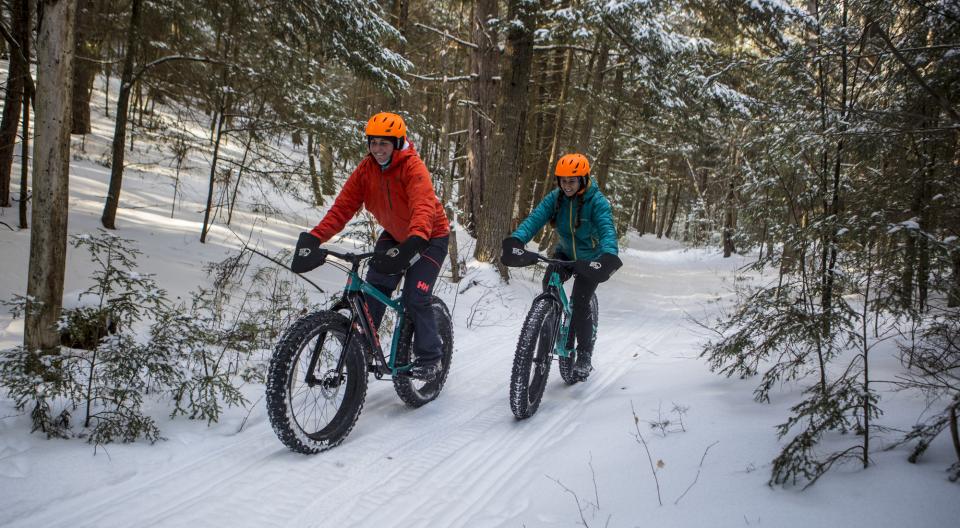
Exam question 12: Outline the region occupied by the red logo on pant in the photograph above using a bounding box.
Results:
[416,280,430,293]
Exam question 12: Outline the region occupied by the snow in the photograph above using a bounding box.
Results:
[1,67,958,528]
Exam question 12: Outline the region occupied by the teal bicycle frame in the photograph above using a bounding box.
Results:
[322,249,414,379]
[544,268,575,359]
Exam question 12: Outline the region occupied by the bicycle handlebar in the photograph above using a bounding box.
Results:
[324,248,377,266]
[535,253,576,268]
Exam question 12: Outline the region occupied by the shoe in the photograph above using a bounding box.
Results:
[573,347,593,378]
[408,356,442,381]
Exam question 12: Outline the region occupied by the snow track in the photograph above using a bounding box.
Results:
[5,241,959,528]
[5,253,665,528]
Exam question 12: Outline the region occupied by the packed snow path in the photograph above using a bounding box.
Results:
[2,239,958,527]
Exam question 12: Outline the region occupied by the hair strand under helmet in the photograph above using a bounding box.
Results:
[555,153,590,195]
[366,112,407,149]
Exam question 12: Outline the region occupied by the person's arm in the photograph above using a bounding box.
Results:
[511,190,559,244]
[309,164,366,242]
[403,158,436,241]
[593,192,619,256]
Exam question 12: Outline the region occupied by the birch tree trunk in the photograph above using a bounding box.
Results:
[25,0,77,353]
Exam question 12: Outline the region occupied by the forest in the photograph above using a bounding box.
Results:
[1,0,958,493]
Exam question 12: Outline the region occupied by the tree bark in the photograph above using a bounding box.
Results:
[25,0,77,353]
[593,64,624,192]
[70,0,101,134]
[19,91,30,229]
[308,133,322,206]
[201,108,227,243]
[101,0,142,229]
[320,142,335,195]
[463,0,498,235]
[576,36,609,153]
[0,0,31,208]
[475,0,536,273]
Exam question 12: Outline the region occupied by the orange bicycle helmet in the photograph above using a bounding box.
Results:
[555,153,590,176]
[366,112,406,149]
[555,153,590,195]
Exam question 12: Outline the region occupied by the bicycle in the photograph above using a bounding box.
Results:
[509,253,598,419]
[266,248,454,454]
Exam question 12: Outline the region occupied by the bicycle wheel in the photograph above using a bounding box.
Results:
[392,297,454,407]
[559,293,599,384]
[266,311,367,454]
[510,297,559,419]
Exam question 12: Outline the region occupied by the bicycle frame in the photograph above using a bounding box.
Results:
[541,257,575,359]
[312,249,413,382]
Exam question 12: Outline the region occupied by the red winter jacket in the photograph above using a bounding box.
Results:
[309,142,450,244]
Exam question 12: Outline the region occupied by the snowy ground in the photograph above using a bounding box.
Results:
[1,70,958,527]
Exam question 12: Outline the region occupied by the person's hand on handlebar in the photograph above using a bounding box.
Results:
[290,232,328,273]
[500,237,540,267]
[573,253,622,283]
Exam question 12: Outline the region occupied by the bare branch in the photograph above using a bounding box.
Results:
[631,400,663,506]
[414,22,478,49]
[674,441,719,505]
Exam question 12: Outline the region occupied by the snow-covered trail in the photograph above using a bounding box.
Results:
[2,238,722,528]
[4,237,960,527]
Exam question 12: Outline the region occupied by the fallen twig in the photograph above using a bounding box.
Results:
[675,440,719,505]
[631,400,663,506]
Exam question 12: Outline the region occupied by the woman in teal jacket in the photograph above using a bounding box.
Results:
[501,153,622,378]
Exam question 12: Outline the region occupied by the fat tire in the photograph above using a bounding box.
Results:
[266,311,367,454]
[392,297,454,407]
[510,297,558,419]
[558,293,599,384]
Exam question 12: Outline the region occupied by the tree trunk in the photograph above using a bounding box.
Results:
[320,142,335,195]
[391,0,409,108]
[25,0,77,353]
[70,0,101,135]
[723,133,741,258]
[516,54,548,220]
[201,108,227,243]
[593,64,624,192]
[101,0,142,229]
[19,91,30,229]
[308,133,323,206]
[439,86,461,283]
[475,0,536,274]
[0,0,31,208]
[576,36,609,153]
[463,0,499,235]
[665,186,681,239]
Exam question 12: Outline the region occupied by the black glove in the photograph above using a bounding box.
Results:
[290,232,327,273]
[574,253,622,283]
[500,237,539,267]
[371,235,428,275]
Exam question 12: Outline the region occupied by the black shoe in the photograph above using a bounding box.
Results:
[408,357,442,381]
[573,347,593,378]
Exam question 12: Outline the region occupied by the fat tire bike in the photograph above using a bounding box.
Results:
[266,248,454,453]
[509,253,598,419]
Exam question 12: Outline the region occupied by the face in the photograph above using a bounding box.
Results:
[558,176,580,196]
[368,137,395,165]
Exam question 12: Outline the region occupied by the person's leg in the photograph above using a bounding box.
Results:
[400,237,448,374]
[364,232,403,329]
[570,273,600,372]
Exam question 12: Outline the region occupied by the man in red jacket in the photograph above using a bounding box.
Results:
[291,112,450,380]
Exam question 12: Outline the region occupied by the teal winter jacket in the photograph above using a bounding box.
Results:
[511,182,619,261]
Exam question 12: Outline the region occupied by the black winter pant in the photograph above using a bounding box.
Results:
[365,232,449,362]
[542,251,599,353]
